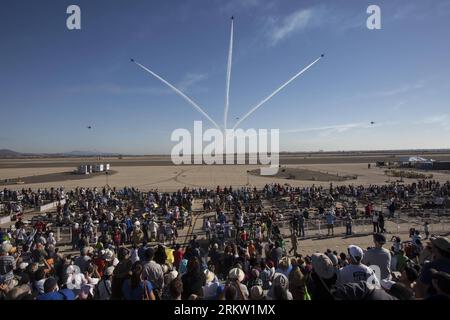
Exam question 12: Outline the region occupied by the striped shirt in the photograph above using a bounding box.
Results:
[0,255,16,281]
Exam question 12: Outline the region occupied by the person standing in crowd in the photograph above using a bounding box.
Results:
[36,277,76,300]
[397,263,418,292]
[96,266,114,300]
[388,200,396,219]
[142,247,164,297]
[202,269,220,300]
[288,259,309,300]
[345,212,353,236]
[270,241,283,268]
[326,209,335,237]
[149,220,158,242]
[204,218,211,241]
[362,233,391,280]
[378,212,385,233]
[228,267,249,300]
[424,222,430,240]
[0,242,16,290]
[181,257,205,299]
[416,237,450,298]
[307,253,337,300]
[74,246,92,273]
[111,247,132,300]
[173,244,184,270]
[289,231,298,256]
[298,212,305,238]
[337,245,380,287]
[372,212,380,233]
[122,262,155,300]
[71,223,81,250]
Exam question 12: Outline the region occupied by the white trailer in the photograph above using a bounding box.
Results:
[94,164,104,172]
[78,165,90,175]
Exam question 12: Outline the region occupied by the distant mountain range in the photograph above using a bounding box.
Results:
[0,149,121,158]
[0,149,23,157]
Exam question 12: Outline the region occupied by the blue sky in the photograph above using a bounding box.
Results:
[0,0,449,154]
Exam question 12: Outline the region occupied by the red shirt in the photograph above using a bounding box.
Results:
[173,249,184,269]
[35,221,45,232]
[93,257,106,277]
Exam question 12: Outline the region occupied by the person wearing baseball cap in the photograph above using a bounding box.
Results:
[337,245,381,288]
[362,233,391,280]
[416,236,450,298]
[97,266,114,300]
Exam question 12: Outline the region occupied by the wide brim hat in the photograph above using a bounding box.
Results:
[228,268,245,282]
[311,253,335,279]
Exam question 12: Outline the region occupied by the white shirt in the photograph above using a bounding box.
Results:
[35,279,46,294]
[130,249,140,264]
[47,236,56,246]
[337,263,381,287]
[16,228,27,240]
[150,221,158,233]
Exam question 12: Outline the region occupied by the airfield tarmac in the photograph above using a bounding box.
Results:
[1,151,450,191]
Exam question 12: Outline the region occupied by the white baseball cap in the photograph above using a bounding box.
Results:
[19,262,29,270]
[348,245,364,261]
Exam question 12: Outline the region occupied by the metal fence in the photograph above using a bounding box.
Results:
[281,217,450,238]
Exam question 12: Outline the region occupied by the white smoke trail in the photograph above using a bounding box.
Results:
[232,54,324,130]
[224,17,234,130]
[223,121,396,143]
[132,59,221,130]
[283,122,369,134]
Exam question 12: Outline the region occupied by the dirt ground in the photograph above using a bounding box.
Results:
[249,166,357,182]
[1,162,449,191]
